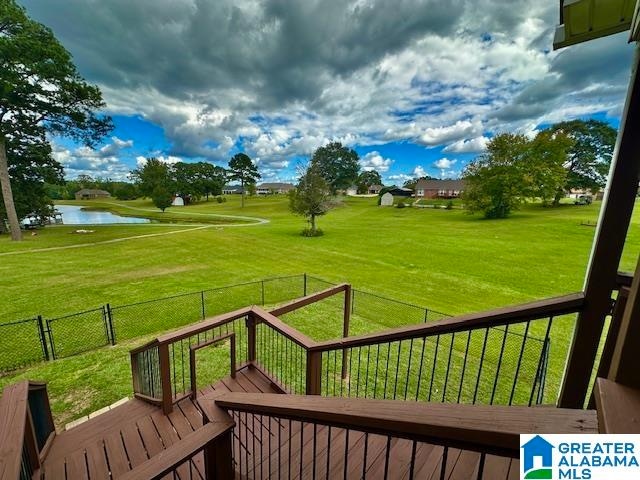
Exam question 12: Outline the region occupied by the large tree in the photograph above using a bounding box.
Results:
[0,0,112,240]
[527,130,573,206]
[1,138,63,228]
[356,170,383,194]
[289,164,333,236]
[462,133,531,219]
[130,158,174,199]
[174,161,226,201]
[310,142,360,194]
[547,119,617,205]
[228,153,260,207]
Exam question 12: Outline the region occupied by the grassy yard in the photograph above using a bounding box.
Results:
[0,195,638,424]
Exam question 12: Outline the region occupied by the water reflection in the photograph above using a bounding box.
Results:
[56,205,151,224]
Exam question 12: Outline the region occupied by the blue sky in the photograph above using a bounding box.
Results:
[22,1,636,185]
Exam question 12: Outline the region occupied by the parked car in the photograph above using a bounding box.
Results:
[575,195,593,205]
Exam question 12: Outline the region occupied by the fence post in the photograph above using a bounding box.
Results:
[261,281,265,306]
[303,273,307,296]
[342,285,352,380]
[351,288,355,314]
[46,319,56,360]
[306,350,322,395]
[201,291,206,320]
[246,313,256,363]
[158,343,173,414]
[424,308,428,323]
[106,304,116,345]
[36,315,50,361]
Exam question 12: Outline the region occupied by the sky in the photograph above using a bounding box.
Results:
[20,0,637,185]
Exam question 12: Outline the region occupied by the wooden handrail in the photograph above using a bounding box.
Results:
[215,392,597,458]
[117,422,234,480]
[252,306,317,349]
[309,292,585,352]
[156,306,252,345]
[268,283,349,317]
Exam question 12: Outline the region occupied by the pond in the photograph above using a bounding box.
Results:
[55,205,151,225]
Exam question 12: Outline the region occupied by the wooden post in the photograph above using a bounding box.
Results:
[608,257,640,388]
[159,343,173,414]
[596,286,629,380]
[246,313,256,364]
[306,350,323,395]
[204,430,234,479]
[559,45,640,408]
[342,285,352,379]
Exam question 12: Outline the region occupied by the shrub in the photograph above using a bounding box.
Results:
[446,200,454,210]
[216,196,227,203]
[396,202,406,209]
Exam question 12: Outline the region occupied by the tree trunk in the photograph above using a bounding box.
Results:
[552,188,564,207]
[240,178,245,208]
[310,214,316,234]
[0,137,22,241]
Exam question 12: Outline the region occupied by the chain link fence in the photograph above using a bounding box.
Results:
[0,274,451,373]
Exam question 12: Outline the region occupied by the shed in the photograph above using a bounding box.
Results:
[380,192,394,206]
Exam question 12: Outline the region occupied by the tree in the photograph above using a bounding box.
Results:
[130,158,174,198]
[547,119,617,205]
[0,0,112,240]
[1,138,63,230]
[356,170,383,194]
[289,164,333,236]
[151,185,173,212]
[228,153,260,207]
[462,133,531,219]
[114,183,138,200]
[174,161,226,201]
[527,131,573,206]
[310,142,360,194]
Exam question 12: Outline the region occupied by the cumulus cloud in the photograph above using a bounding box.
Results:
[443,136,489,153]
[433,158,457,170]
[413,166,428,178]
[52,137,134,180]
[22,0,634,178]
[135,155,182,168]
[359,151,393,173]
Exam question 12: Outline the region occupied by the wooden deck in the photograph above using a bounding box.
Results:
[40,367,281,479]
[38,364,523,479]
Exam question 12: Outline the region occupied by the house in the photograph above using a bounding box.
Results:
[385,186,413,197]
[2,4,640,479]
[74,189,111,201]
[415,179,465,199]
[222,185,244,195]
[256,182,295,195]
[368,184,384,194]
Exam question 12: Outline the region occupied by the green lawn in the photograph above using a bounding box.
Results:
[0,195,638,425]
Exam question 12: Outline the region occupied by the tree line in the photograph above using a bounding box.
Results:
[462,120,616,218]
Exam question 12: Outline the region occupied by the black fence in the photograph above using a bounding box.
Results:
[0,274,449,374]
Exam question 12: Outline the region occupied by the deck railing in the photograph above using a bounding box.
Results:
[306,292,584,406]
[130,307,253,413]
[131,287,590,413]
[214,392,596,480]
[0,381,56,480]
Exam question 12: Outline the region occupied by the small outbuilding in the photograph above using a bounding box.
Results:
[379,192,394,206]
[172,196,185,206]
[74,189,111,201]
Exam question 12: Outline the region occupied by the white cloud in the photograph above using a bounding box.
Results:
[433,158,457,170]
[413,166,427,178]
[443,136,489,153]
[360,151,394,173]
[386,173,413,184]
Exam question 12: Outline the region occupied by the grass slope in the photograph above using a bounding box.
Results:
[0,195,638,424]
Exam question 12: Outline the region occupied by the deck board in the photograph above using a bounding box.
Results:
[40,367,517,480]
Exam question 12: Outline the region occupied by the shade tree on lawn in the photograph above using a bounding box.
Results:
[0,0,112,240]
[289,164,334,236]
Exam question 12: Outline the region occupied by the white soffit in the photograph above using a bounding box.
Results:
[553,0,638,50]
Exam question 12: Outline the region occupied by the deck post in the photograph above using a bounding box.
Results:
[559,45,640,408]
[204,430,234,479]
[246,313,256,364]
[342,285,352,379]
[306,350,323,395]
[608,256,640,388]
[159,343,173,414]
